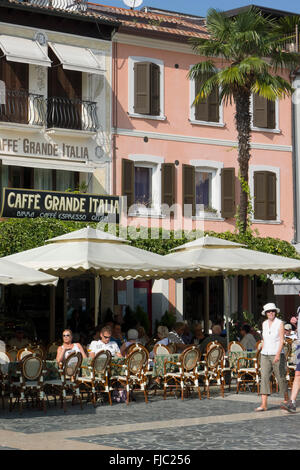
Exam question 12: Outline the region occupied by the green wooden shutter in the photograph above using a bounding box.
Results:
[266,172,277,220]
[195,73,219,122]
[253,94,275,129]
[150,63,160,116]
[195,76,209,121]
[253,94,268,128]
[182,164,195,216]
[161,163,175,207]
[221,168,235,218]
[254,171,267,220]
[122,159,134,209]
[254,171,277,220]
[208,85,219,123]
[134,62,151,115]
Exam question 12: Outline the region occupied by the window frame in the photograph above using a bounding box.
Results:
[250,165,281,223]
[128,56,165,121]
[190,159,224,219]
[189,66,224,127]
[128,154,164,217]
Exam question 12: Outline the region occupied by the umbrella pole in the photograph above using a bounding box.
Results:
[49,285,56,342]
[63,279,68,329]
[94,276,101,327]
[224,276,230,351]
[204,277,210,335]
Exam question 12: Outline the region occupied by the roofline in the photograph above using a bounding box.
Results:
[0,0,120,27]
[223,4,300,18]
[141,6,205,20]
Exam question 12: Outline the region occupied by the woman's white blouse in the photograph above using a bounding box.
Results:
[261,317,284,355]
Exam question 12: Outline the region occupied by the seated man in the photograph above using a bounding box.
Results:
[88,325,122,358]
[167,322,188,352]
[8,328,30,349]
[199,325,227,356]
[111,322,126,348]
[240,324,257,350]
[149,325,169,359]
[191,324,207,346]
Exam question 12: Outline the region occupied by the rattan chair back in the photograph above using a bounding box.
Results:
[127,345,149,375]
[21,355,43,381]
[63,352,82,379]
[228,341,245,352]
[206,345,224,369]
[180,346,200,371]
[92,350,112,376]
[16,347,35,361]
[6,347,18,361]
[153,343,171,355]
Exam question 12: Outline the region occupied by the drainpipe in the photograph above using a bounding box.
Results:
[112,37,118,196]
[291,71,298,244]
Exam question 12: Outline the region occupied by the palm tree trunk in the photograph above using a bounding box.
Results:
[234,90,252,234]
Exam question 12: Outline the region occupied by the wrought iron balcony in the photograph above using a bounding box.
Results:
[0,89,98,132]
[46,96,99,132]
[282,27,300,53]
[0,89,45,126]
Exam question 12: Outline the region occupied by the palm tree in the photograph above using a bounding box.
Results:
[189,7,300,234]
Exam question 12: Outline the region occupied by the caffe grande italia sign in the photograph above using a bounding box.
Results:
[1,188,120,223]
[0,138,89,159]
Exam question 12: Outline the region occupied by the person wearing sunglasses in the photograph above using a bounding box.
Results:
[255,303,288,412]
[56,329,87,364]
[88,325,122,359]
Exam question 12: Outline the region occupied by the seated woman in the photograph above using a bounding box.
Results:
[56,329,87,364]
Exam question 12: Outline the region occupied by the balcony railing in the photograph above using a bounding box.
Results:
[282,26,300,53]
[0,89,45,126]
[47,96,99,132]
[22,0,87,12]
[0,89,99,132]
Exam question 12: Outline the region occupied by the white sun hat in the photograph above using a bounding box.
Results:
[261,302,280,316]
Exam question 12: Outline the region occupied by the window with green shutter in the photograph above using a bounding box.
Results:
[253,94,276,129]
[221,168,236,218]
[134,62,160,116]
[254,171,277,220]
[182,164,195,216]
[161,163,175,208]
[122,159,134,209]
[194,74,219,123]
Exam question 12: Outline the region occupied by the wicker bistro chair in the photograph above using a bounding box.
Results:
[163,345,202,401]
[110,345,149,405]
[228,341,245,353]
[12,354,47,413]
[16,347,35,361]
[153,343,172,356]
[201,344,227,398]
[45,352,83,411]
[78,350,112,406]
[236,348,261,395]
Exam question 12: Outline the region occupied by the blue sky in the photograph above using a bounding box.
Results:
[90,0,300,16]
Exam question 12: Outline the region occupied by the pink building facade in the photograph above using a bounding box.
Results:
[91,4,295,330]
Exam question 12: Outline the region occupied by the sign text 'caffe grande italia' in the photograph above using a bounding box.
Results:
[1,188,120,223]
[0,138,89,159]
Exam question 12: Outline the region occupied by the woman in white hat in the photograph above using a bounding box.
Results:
[255,303,288,411]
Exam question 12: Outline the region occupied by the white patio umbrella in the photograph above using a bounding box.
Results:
[165,235,300,345]
[3,227,191,337]
[4,226,189,280]
[0,258,58,286]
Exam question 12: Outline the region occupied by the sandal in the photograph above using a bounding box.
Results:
[255,406,267,412]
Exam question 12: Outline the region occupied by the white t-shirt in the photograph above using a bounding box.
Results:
[89,339,120,356]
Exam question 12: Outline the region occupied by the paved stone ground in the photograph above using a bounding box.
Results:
[0,388,299,450]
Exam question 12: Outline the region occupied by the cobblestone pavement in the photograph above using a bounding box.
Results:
[0,389,299,450]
